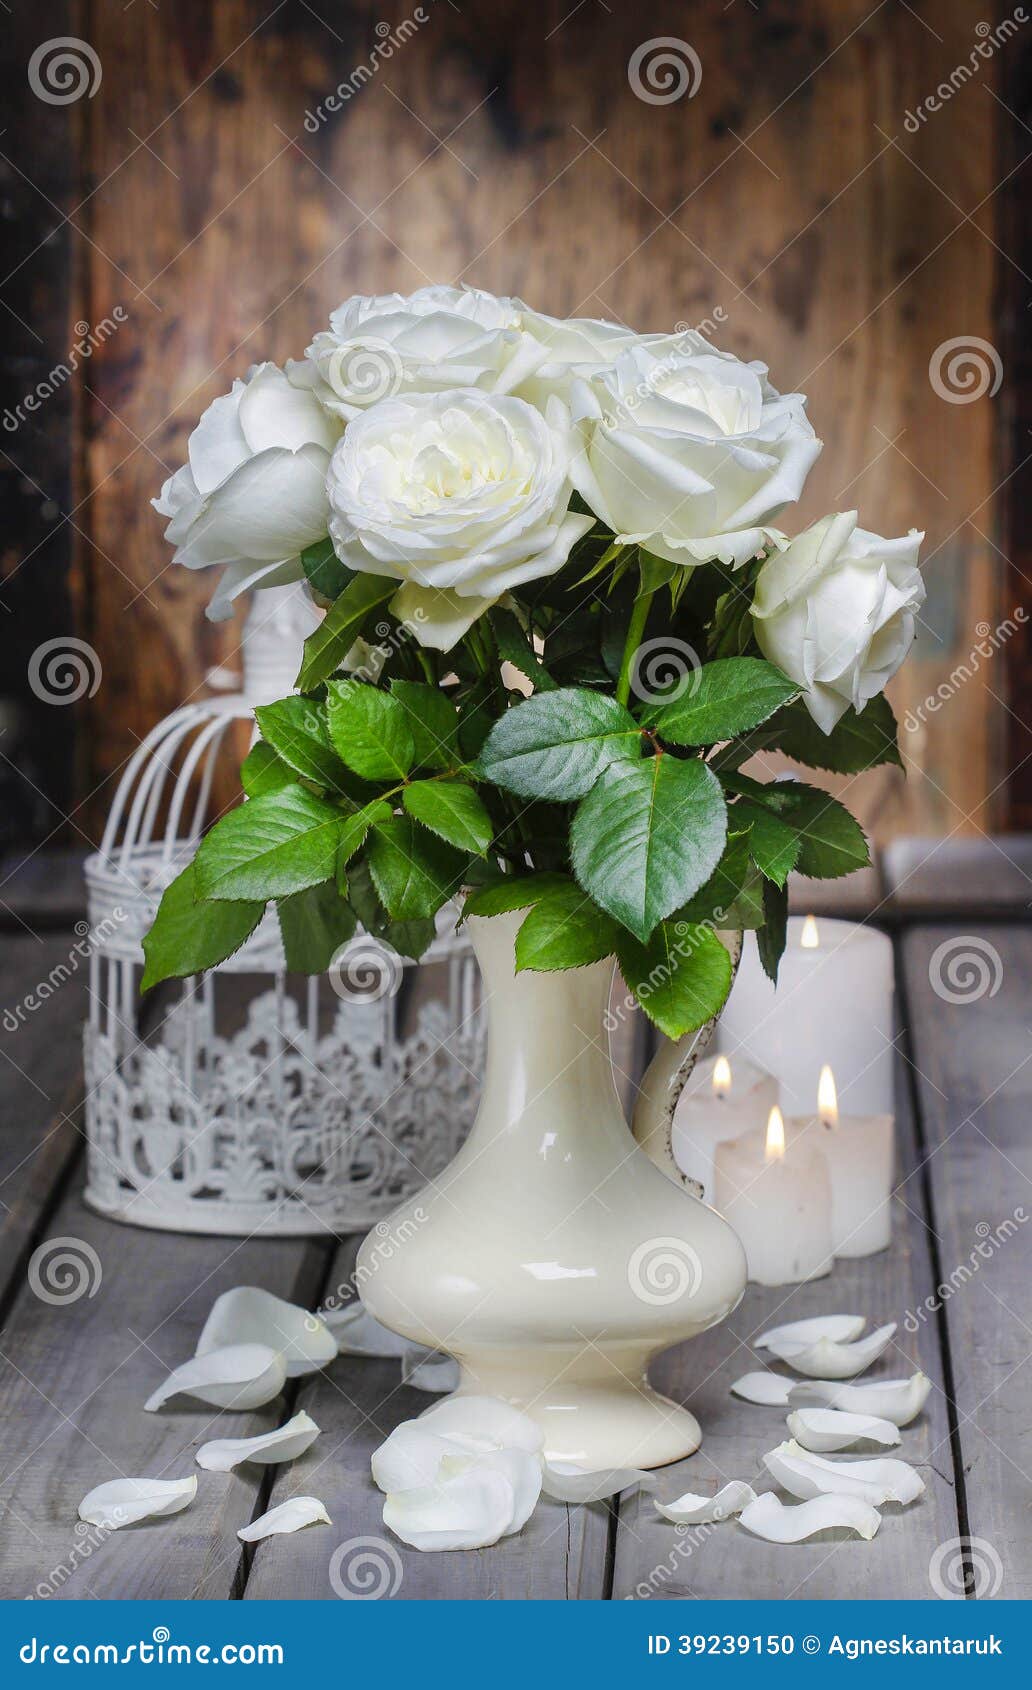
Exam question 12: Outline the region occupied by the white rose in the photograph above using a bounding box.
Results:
[751,511,925,732]
[152,363,339,619]
[568,340,821,569]
[513,306,661,408]
[294,284,541,421]
[326,389,593,650]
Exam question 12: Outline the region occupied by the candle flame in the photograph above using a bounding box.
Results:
[800,913,820,949]
[712,1054,732,1098]
[818,1063,839,1127]
[765,1104,786,1161]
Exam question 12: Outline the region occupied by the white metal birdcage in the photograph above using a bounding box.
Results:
[82,585,484,1236]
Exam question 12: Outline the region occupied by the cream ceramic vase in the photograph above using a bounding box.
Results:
[357,909,747,1469]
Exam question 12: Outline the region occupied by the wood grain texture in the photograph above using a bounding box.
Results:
[68,0,1004,843]
[0,1186,329,1600]
[612,1051,960,1600]
[901,925,1032,1600]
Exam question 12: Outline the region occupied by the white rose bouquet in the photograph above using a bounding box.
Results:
[144,285,924,1031]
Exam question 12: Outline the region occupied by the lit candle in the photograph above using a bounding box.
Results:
[718,915,894,1116]
[801,1065,895,1258]
[672,1054,778,1200]
[713,1105,834,1287]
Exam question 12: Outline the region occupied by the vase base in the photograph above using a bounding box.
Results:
[450,1363,701,1471]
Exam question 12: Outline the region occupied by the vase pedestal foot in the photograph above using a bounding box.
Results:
[449,1353,702,1470]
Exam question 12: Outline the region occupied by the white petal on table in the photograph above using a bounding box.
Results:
[541,1462,657,1504]
[196,1410,321,1472]
[787,1372,932,1427]
[739,1491,881,1543]
[417,1393,545,1454]
[145,1343,286,1412]
[730,1371,797,1406]
[383,1468,517,1552]
[786,1408,901,1453]
[762,1439,925,1506]
[372,1418,542,1532]
[403,1352,460,1394]
[755,1314,867,1350]
[79,1475,197,1530]
[324,1302,421,1359]
[656,1480,757,1525]
[372,1422,467,1494]
[237,1496,331,1542]
[763,1322,897,1379]
[197,1287,335,1378]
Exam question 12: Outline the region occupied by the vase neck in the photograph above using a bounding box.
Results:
[467,910,626,1145]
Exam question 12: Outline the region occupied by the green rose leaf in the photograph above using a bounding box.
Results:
[736,799,802,889]
[195,787,344,901]
[141,862,264,991]
[296,574,394,691]
[571,754,727,942]
[675,828,753,925]
[779,783,871,880]
[616,921,734,1038]
[326,681,416,782]
[254,695,350,793]
[768,695,903,773]
[277,881,357,972]
[514,884,622,972]
[390,680,462,771]
[240,741,294,799]
[335,799,393,892]
[383,917,437,961]
[462,873,574,919]
[756,877,789,984]
[478,687,641,800]
[490,607,557,693]
[402,780,493,856]
[367,815,467,921]
[300,536,354,605]
[654,657,798,745]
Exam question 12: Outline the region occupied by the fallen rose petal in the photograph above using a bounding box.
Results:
[730,1371,797,1406]
[656,1480,757,1524]
[197,1287,335,1378]
[541,1462,657,1504]
[372,1417,542,1531]
[418,1394,544,1454]
[403,1352,460,1394]
[764,1322,897,1379]
[372,1422,476,1494]
[196,1410,320,1472]
[237,1496,330,1541]
[78,1475,197,1530]
[383,1468,516,1552]
[762,1439,925,1506]
[787,1372,931,1426]
[324,1302,420,1359]
[755,1314,866,1350]
[739,1490,880,1543]
[786,1408,901,1453]
[145,1343,286,1412]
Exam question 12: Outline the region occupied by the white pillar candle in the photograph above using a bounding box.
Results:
[714,1106,834,1287]
[672,1054,778,1200]
[718,915,895,1116]
[799,1066,894,1258]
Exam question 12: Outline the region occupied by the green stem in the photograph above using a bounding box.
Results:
[615,588,655,708]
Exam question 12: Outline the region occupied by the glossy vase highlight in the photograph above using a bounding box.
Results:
[357,909,747,1469]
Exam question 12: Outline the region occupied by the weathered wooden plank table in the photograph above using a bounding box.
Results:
[0,844,1028,1602]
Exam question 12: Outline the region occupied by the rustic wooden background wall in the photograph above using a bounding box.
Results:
[2,0,1023,849]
